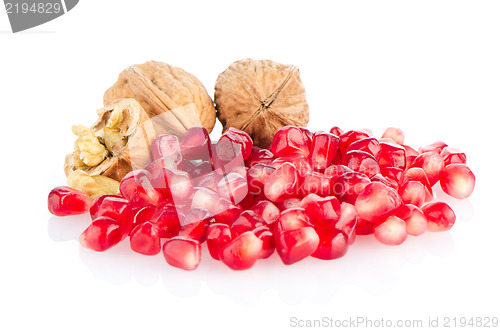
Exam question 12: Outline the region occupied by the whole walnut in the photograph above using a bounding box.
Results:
[104,61,216,136]
[215,59,309,148]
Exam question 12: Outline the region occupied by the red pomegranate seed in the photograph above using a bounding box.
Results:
[180,127,211,161]
[270,126,311,157]
[354,182,403,223]
[405,167,433,201]
[216,131,244,162]
[337,202,358,239]
[90,196,133,238]
[346,137,382,160]
[312,230,348,260]
[300,194,341,229]
[440,164,475,199]
[120,170,162,206]
[419,141,448,154]
[79,216,123,251]
[274,208,313,232]
[271,154,312,177]
[162,237,201,271]
[251,200,280,226]
[400,181,427,208]
[247,164,275,195]
[206,223,232,260]
[329,126,343,136]
[225,127,254,160]
[373,216,408,245]
[217,172,248,204]
[245,147,274,167]
[151,205,182,238]
[332,172,371,204]
[410,151,445,186]
[191,187,220,214]
[146,156,177,181]
[264,162,300,202]
[393,204,427,236]
[381,167,408,190]
[370,174,399,192]
[151,134,182,164]
[275,227,320,265]
[155,168,194,202]
[230,210,266,237]
[129,222,161,255]
[381,127,405,145]
[132,204,157,229]
[194,172,220,191]
[324,164,353,182]
[440,147,467,166]
[277,197,302,211]
[343,150,381,178]
[214,198,243,225]
[179,208,214,242]
[355,218,374,235]
[300,171,333,197]
[253,226,275,259]
[182,160,213,180]
[308,131,340,171]
[402,145,419,169]
[48,186,92,216]
[378,141,406,169]
[339,130,370,155]
[220,231,263,270]
[422,201,456,232]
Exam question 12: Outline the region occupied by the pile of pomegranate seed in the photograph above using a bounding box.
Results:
[48,125,475,270]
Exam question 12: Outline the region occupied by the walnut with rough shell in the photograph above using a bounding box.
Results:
[215,59,309,148]
[104,61,216,136]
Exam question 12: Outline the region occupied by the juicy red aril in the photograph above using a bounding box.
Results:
[183,160,213,180]
[146,156,177,181]
[253,226,275,259]
[422,202,456,232]
[346,137,382,160]
[300,171,333,197]
[130,222,161,255]
[120,170,162,206]
[206,223,232,260]
[337,202,358,239]
[179,208,214,242]
[230,210,265,237]
[264,162,299,202]
[308,131,340,171]
[403,145,419,169]
[324,164,353,182]
[48,186,92,216]
[370,174,399,192]
[373,216,408,246]
[194,172,220,191]
[274,207,313,232]
[90,196,133,239]
[419,141,448,154]
[275,227,320,265]
[217,172,248,204]
[393,204,427,236]
[339,130,370,155]
[355,218,375,235]
[312,230,348,260]
[225,127,253,159]
[400,181,427,208]
[131,204,157,229]
[214,198,243,225]
[217,128,252,162]
[153,168,194,202]
[191,187,220,214]
[180,127,211,161]
[378,141,406,169]
[300,194,341,229]
[89,194,116,218]
[271,154,312,178]
[332,172,371,204]
[343,150,381,178]
[270,126,311,157]
[245,147,274,167]
[277,197,302,211]
[151,205,182,238]
[151,134,182,164]
[440,164,475,199]
[381,127,405,145]
[329,126,343,136]
[410,151,445,187]
[355,182,403,223]
[405,167,433,201]
[162,237,201,271]
[220,231,263,270]
[381,167,408,190]
[251,200,280,226]
[440,147,467,166]
[79,216,123,252]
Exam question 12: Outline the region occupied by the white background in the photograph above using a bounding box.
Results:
[1,1,499,330]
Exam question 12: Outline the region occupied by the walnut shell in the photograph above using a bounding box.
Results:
[214,59,309,148]
[104,61,216,136]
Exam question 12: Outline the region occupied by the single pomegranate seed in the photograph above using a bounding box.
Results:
[373,216,408,245]
[440,164,475,199]
[271,154,312,178]
[355,218,374,235]
[346,137,382,160]
[220,231,263,270]
[270,126,311,157]
[275,227,320,265]
[378,141,406,169]
[182,160,213,181]
[191,187,220,214]
[300,194,341,230]
[151,205,182,238]
[253,226,275,259]
[194,172,220,191]
[179,208,214,242]
[332,172,371,204]
[277,197,302,211]
[329,126,343,136]
[402,145,419,169]
[48,186,92,216]
[245,147,274,167]
[216,128,252,162]
[132,204,157,229]
[217,172,248,204]
[300,171,333,197]
[146,156,177,180]
[312,230,348,260]
[440,147,467,166]
[214,198,243,225]
[422,202,456,232]
[339,130,370,155]
[162,237,201,271]
[251,200,280,226]
[337,202,358,239]
[79,216,123,251]
[264,162,300,202]
[405,167,433,201]
[354,182,403,223]
[151,134,182,164]
[400,181,427,208]
[410,151,445,186]
[324,164,353,182]
[393,204,427,236]
[381,167,408,190]
[153,168,194,202]
[274,208,313,232]
[308,132,340,171]
[120,170,162,206]
[90,196,133,238]
[246,164,275,196]
[381,127,405,145]
[129,222,161,255]
[230,210,266,237]
[370,174,399,191]
[419,141,448,154]
[343,150,381,178]
[180,127,211,161]
[206,223,232,260]
[225,127,254,160]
